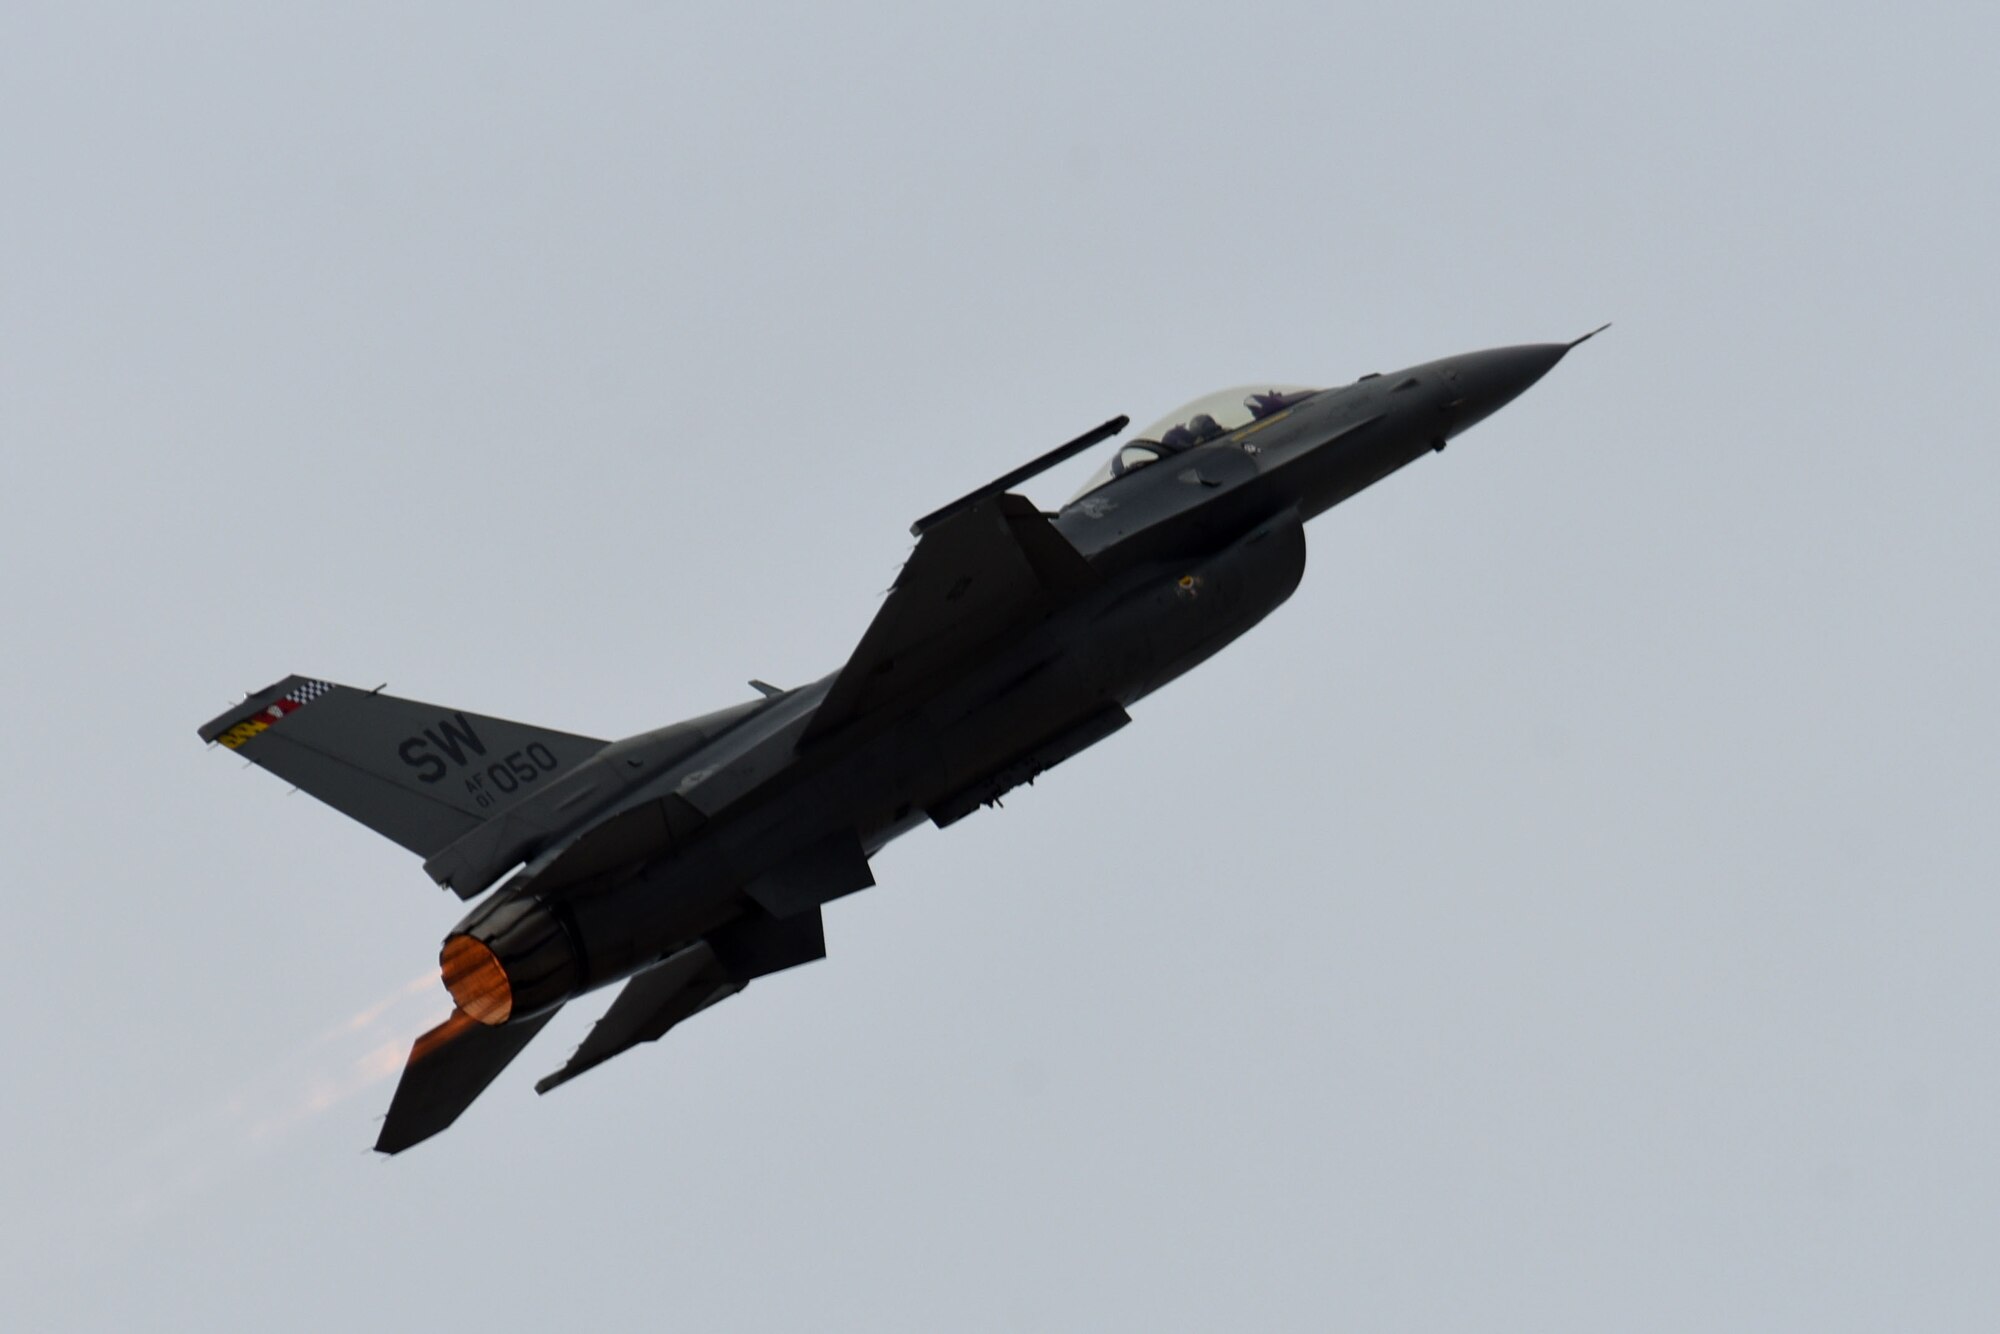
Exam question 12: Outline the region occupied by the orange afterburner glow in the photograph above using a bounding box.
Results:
[440,935,513,1025]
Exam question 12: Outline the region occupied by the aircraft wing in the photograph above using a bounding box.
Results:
[801,492,1099,743]
[533,945,740,1094]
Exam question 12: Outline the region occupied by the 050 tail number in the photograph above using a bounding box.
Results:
[462,744,560,808]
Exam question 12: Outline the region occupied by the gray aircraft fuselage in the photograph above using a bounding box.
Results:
[200,335,1593,1151]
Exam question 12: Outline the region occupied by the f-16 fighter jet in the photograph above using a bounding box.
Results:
[200,330,1602,1152]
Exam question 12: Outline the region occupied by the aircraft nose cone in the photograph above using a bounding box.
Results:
[1441,343,1570,438]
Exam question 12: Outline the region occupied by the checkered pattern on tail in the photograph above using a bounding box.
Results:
[207,677,334,749]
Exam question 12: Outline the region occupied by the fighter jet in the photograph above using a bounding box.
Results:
[200,330,1601,1152]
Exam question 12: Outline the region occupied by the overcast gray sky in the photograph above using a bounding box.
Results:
[5,3,1997,1330]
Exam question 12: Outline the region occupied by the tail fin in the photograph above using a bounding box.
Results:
[198,675,607,859]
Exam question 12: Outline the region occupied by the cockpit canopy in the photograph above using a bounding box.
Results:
[1068,384,1320,502]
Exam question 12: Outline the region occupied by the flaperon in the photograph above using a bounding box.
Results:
[200,331,1602,1152]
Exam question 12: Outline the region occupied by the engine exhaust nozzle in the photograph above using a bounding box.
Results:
[441,934,514,1024]
[438,890,582,1025]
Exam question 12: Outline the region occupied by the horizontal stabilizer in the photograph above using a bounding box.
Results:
[537,909,826,1094]
[375,1007,558,1154]
[535,946,739,1094]
[199,676,607,859]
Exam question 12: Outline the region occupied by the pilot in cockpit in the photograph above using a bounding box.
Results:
[1158,413,1225,451]
[1067,383,1323,506]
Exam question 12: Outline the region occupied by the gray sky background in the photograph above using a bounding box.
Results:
[4,3,1997,1330]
